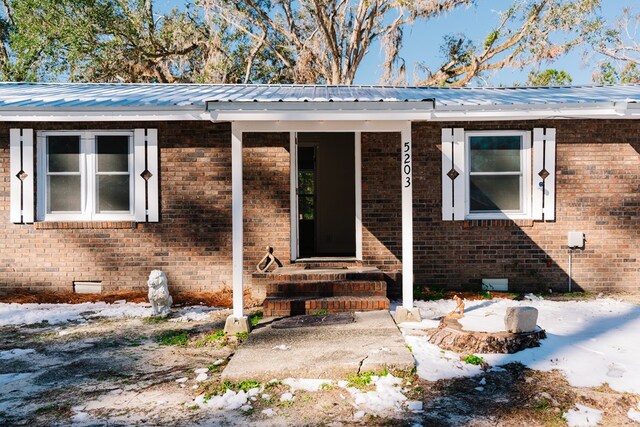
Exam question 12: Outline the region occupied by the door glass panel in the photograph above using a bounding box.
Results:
[470,175,520,211]
[470,136,521,172]
[97,136,129,172]
[49,175,81,212]
[97,175,130,212]
[48,136,80,172]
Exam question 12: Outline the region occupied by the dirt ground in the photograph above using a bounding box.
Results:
[1,294,639,426]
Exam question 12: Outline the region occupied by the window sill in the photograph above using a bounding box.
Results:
[35,221,137,230]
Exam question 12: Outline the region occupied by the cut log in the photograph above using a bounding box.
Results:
[428,316,546,354]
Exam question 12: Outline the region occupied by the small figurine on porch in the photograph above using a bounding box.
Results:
[147,270,172,317]
[449,294,465,318]
[256,246,281,273]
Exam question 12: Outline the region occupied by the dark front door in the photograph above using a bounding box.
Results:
[297,133,355,258]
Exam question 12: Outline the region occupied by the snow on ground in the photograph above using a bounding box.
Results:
[0,348,35,359]
[628,402,640,423]
[402,297,640,394]
[563,403,603,427]
[0,301,151,325]
[0,302,223,326]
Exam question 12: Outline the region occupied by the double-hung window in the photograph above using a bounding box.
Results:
[442,128,553,222]
[466,131,531,219]
[39,131,134,221]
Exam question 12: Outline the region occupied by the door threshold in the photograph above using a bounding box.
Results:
[294,257,359,263]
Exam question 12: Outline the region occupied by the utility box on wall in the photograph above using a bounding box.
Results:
[568,232,585,249]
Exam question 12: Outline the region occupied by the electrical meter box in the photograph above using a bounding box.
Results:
[568,232,585,249]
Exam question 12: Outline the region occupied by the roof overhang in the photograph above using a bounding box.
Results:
[206,100,435,121]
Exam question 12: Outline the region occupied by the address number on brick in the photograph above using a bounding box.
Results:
[403,141,412,188]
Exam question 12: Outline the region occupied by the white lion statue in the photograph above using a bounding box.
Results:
[147,270,172,317]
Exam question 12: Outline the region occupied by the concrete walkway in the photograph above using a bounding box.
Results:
[222,310,414,381]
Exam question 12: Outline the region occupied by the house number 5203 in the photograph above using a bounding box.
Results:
[403,141,411,188]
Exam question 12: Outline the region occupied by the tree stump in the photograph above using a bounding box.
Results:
[428,316,546,354]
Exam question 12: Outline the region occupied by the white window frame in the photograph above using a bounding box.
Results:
[37,130,135,221]
[465,130,532,220]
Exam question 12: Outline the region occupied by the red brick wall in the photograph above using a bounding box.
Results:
[410,120,639,293]
[0,123,296,295]
[0,120,638,295]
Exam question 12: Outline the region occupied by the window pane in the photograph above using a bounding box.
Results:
[49,175,81,212]
[48,136,80,172]
[470,175,520,211]
[97,136,129,172]
[298,171,314,195]
[97,175,130,212]
[299,195,314,220]
[470,136,521,172]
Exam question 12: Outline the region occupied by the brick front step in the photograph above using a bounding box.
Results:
[266,280,387,298]
[268,266,385,283]
[263,296,390,317]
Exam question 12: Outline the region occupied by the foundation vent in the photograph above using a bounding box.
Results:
[73,281,103,294]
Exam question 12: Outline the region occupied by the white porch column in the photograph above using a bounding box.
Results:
[396,122,421,323]
[225,123,250,333]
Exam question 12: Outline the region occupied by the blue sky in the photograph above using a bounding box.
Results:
[159,0,631,86]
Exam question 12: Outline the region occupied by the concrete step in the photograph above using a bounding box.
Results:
[263,296,390,317]
[266,280,387,298]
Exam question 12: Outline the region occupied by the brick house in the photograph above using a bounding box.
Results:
[1,83,638,328]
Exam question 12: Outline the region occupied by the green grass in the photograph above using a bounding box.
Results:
[249,311,263,327]
[313,309,329,315]
[346,369,389,389]
[194,330,226,347]
[463,354,485,366]
[235,331,249,341]
[156,330,189,346]
[478,290,492,299]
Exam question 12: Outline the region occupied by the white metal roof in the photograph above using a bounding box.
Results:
[1,82,640,107]
[2,82,640,121]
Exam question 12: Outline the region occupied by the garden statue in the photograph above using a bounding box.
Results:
[147,270,172,317]
[449,294,465,318]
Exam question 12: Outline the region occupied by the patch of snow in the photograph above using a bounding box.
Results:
[272,344,290,351]
[0,302,151,325]
[474,386,485,392]
[354,410,366,419]
[563,404,603,427]
[348,374,407,414]
[261,408,276,417]
[169,306,220,322]
[282,378,332,392]
[195,387,260,411]
[195,373,208,382]
[194,368,209,374]
[279,392,294,402]
[479,377,486,385]
[0,348,35,360]
[70,412,91,423]
[404,334,483,381]
[261,394,271,400]
[239,404,252,412]
[524,293,544,301]
[628,402,640,423]
[407,298,640,394]
[212,359,225,366]
[407,400,423,413]
[0,372,33,385]
[176,377,188,383]
[337,380,349,388]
